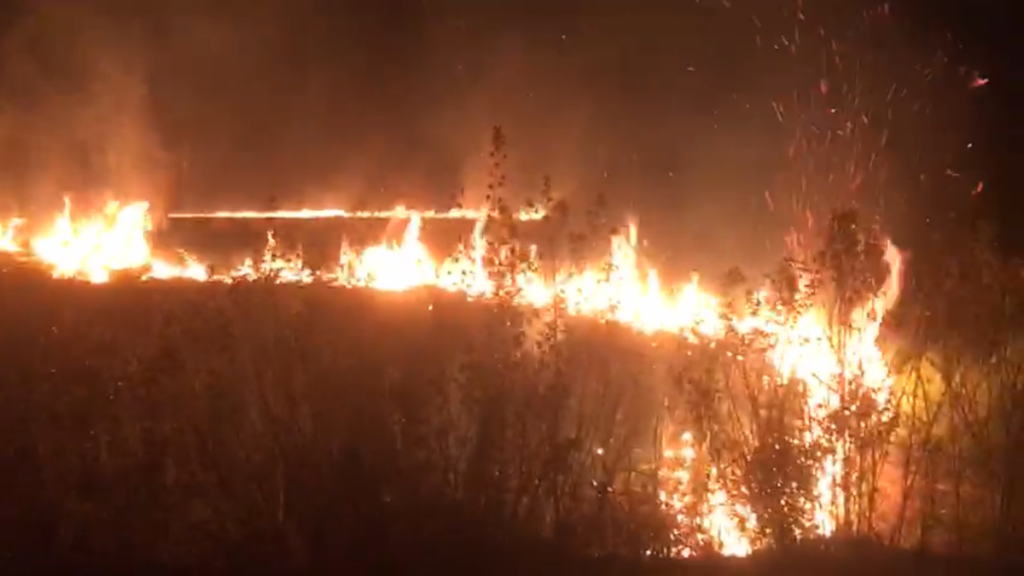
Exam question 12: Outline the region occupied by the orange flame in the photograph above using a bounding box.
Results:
[0,218,24,253]
[168,205,547,221]
[0,199,904,556]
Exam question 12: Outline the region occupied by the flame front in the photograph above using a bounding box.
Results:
[29,199,154,283]
[167,205,548,221]
[0,200,904,556]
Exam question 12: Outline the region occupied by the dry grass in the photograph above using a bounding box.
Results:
[0,260,1012,573]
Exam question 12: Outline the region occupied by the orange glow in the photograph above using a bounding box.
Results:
[168,205,547,221]
[0,218,23,253]
[0,199,904,557]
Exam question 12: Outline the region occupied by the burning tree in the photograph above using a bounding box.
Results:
[0,128,931,564]
[654,207,905,553]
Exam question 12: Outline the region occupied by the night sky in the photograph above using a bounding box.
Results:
[0,0,1016,274]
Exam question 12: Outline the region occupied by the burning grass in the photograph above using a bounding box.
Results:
[0,265,1010,573]
[0,266,669,566]
[0,197,917,561]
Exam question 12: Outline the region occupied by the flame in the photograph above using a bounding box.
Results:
[29,199,154,283]
[0,199,904,556]
[660,431,757,557]
[0,218,24,253]
[168,205,547,221]
[344,214,439,291]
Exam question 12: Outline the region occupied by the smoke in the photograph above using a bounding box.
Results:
[0,0,968,275]
[0,1,166,217]
[418,18,593,211]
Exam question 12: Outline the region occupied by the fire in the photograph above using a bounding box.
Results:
[343,214,439,291]
[167,205,548,221]
[28,199,154,283]
[15,199,210,284]
[0,199,904,557]
[660,432,757,557]
[0,218,23,253]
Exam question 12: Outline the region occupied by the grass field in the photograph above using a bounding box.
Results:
[0,259,1014,573]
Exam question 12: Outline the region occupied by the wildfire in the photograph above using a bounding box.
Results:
[28,199,154,283]
[0,217,23,253]
[660,432,757,557]
[17,199,209,283]
[167,205,548,221]
[0,199,904,557]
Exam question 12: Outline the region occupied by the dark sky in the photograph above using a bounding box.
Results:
[0,0,1015,274]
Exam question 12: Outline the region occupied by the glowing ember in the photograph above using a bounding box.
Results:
[0,199,904,557]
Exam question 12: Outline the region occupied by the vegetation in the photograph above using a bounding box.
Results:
[0,255,1011,574]
[1,130,1023,574]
